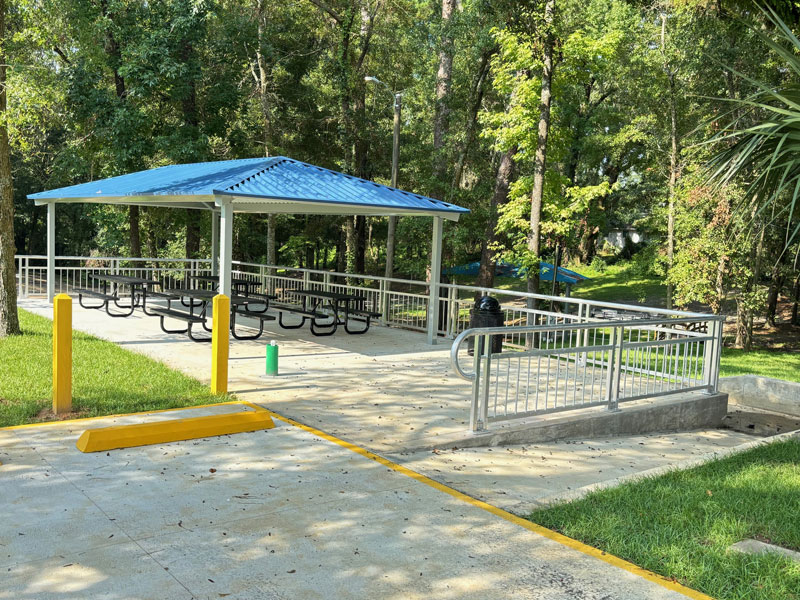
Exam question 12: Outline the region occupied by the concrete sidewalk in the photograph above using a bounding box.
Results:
[20,297,472,453]
[1,405,703,600]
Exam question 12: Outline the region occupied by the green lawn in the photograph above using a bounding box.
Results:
[720,349,800,383]
[0,309,224,427]
[485,261,667,307]
[530,440,800,600]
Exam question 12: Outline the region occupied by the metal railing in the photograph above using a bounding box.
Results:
[450,315,723,431]
[14,255,213,298]
[14,253,717,342]
[15,254,723,429]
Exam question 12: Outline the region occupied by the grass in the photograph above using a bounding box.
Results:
[0,309,224,427]
[720,349,800,383]
[530,440,800,600]
[486,261,667,307]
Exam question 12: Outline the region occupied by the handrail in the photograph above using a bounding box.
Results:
[15,254,719,321]
[450,315,723,382]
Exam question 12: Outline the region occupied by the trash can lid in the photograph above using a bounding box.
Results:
[474,296,501,311]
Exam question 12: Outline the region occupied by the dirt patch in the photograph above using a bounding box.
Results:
[35,407,89,422]
[721,300,800,351]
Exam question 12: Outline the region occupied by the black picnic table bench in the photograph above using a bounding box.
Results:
[151,288,278,342]
[76,274,160,317]
[277,289,381,336]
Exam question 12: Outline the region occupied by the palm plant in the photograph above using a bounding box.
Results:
[704,5,800,251]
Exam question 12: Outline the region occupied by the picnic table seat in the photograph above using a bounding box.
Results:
[230,307,276,340]
[141,290,180,316]
[74,287,136,318]
[236,291,276,314]
[270,302,339,336]
[343,308,382,334]
[148,307,210,343]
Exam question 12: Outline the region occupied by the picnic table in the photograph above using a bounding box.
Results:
[150,288,276,342]
[76,273,160,318]
[275,288,380,336]
[186,274,261,295]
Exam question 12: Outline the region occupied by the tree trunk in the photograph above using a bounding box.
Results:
[476,148,516,294]
[345,217,356,284]
[267,213,277,266]
[432,0,456,191]
[765,263,783,327]
[26,208,39,254]
[661,14,679,310]
[666,73,678,310]
[185,211,200,259]
[129,205,141,257]
[791,273,799,325]
[100,0,141,259]
[0,0,20,336]
[355,215,366,274]
[255,0,274,156]
[712,254,726,315]
[735,298,750,349]
[526,0,556,312]
[450,49,492,193]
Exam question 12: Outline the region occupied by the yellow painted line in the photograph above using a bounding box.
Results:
[1,400,252,431]
[76,409,274,453]
[264,409,713,600]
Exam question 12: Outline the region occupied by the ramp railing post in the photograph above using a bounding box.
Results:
[53,294,72,414]
[211,294,230,395]
[606,325,624,411]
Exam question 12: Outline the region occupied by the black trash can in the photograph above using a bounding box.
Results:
[467,296,504,355]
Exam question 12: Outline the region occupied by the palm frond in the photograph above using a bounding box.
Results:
[704,7,800,249]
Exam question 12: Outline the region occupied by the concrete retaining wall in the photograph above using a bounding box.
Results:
[415,392,729,450]
[720,375,800,417]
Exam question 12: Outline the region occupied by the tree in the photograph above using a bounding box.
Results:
[0,0,19,336]
[526,0,555,305]
[705,5,800,255]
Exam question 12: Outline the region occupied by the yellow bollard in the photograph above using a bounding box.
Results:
[211,294,230,395]
[53,293,72,414]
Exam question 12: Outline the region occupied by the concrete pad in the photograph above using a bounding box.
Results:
[1,543,194,600]
[19,298,728,454]
[391,429,756,514]
[1,409,703,599]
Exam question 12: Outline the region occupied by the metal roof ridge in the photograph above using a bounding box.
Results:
[283,157,468,211]
[211,157,285,194]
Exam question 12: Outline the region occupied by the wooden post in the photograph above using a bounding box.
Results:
[211,294,230,395]
[53,294,72,414]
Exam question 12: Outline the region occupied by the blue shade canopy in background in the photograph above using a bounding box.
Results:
[29,157,469,221]
[444,261,589,284]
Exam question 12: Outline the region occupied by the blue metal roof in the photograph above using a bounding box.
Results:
[28,156,469,219]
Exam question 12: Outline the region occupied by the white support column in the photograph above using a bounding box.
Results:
[218,201,233,296]
[211,211,220,276]
[426,216,444,345]
[47,202,56,303]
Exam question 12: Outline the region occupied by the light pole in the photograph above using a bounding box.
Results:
[365,75,402,281]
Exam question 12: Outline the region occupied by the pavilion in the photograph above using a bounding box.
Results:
[28,156,469,344]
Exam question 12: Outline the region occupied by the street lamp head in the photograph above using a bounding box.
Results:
[364,75,390,90]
